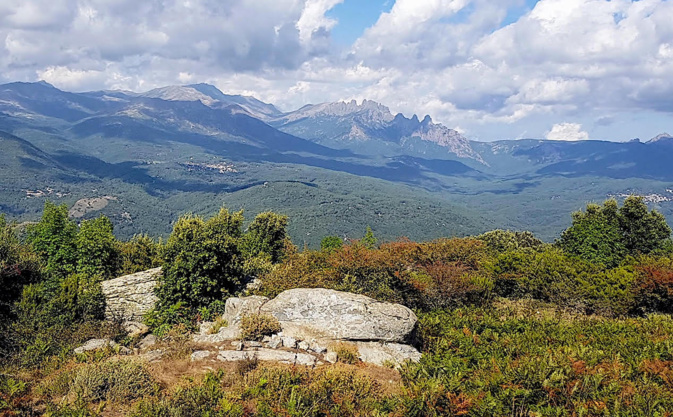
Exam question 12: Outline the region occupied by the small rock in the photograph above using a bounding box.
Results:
[222,296,270,325]
[267,336,282,349]
[324,352,338,364]
[355,342,422,367]
[310,340,328,354]
[281,336,297,349]
[298,341,310,351]
[191,351,212,362]
[192,325,240,343]
[123,321,150,338]
[74,339,118,354]
[199,322,214,335]
[262,336,272,344]
[231,341,244,351]
[216,349,318,366]
[138,334,157,350]
[140,349,164,362]
[244,341,263,348]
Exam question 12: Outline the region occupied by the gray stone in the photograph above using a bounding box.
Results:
[140,349,164,362]
[244,341,263,348]
[354,342,422,367]
[222,296,270,324]
[267,336,282,349]
[281,336,297,349]
[298,341,310,351]
[216,349,317,366]
[123,321,149,338]
[191,351,212,361]
[261,288,417,343]
[231,341,244,351]
[138,334,157,350]
[309,340,328,354]
[192,325,241,343]
[199,322,214,335]
[101,268,162,322]
[74,339,130,355]
[324,352,338,364]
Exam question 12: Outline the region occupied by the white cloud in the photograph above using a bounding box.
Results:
[545,123,590,141]
[2,0,673,140]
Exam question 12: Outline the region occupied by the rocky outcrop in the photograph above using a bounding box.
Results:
[74,339,131,355]
[261,288,417,343]
[101,268,161,322]
[191,289,421,368]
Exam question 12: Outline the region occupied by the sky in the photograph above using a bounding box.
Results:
[2,0,673,142]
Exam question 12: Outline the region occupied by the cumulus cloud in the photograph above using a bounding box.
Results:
[1,0,673,140]
[546,123,590,141]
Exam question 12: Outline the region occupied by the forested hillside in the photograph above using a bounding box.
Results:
[2,196,673,415]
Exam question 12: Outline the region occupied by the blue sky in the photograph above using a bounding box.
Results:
[327,0,394,45]
[2,0,673,142]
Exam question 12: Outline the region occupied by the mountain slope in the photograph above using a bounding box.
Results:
[272,99,484,164]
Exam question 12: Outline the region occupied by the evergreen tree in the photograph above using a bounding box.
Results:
[243,212,289,263]
[321,236,343,252]
[362,226,378,249]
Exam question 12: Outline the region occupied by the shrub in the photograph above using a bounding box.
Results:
[558,197,672,267]
[332,342,360,364]
[117,234,163,276]
[478,229,545,253]
[41,359,156,404]
[320,235,343,252]
[634,257,673,314]
[242,212,289,263]
[76,216,120,279]
[27,201,78,278]
[157,208,245,312]
[239,314,281,341]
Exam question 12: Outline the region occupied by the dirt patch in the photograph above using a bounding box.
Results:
[69,196,117,218]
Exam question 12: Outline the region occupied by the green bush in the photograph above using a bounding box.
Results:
[320,235,343,252]
[76,216,120,279]
[117,234,163,276]
[157,208,245,312]
[27,201,78,278]
[242,212,289,263]
[477,229,545,253]
[558,197,672,267]
[239,314,282,341]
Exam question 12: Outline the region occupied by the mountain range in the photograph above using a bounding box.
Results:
[1,81,672,245]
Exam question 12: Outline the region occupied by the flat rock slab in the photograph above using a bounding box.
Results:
[192,325,241,343]
[217,349,317,366]
[74,339,131,355]
[223,296,269,324]
[101,268,161,322]
[355,342,422,367]
[260,288,417,342]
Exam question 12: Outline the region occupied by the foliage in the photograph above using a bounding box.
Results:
[27,202,78,278]
[258,238,492,311]
[41,359,156,405]
[243,212,289,263]
[0,214,42,321]
[362,226,378,249]
[332,342,360,365]
[131,366,393,417]
[157,208,245,312]
[239,314,282,341]
[477,229,545,253]
[633,256,673,314]
[116,234,162,277]
[409,307,673,416]
[320,235,343,252]
[76,216,120,279]
[559,197,672,267]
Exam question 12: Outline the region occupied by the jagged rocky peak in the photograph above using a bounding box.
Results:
[649,132,673,143]
[304,99,395,122]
